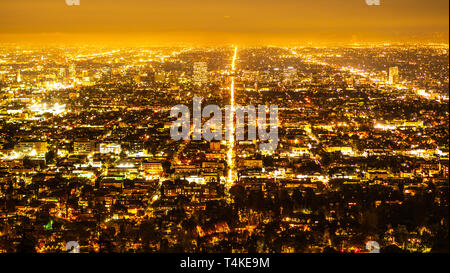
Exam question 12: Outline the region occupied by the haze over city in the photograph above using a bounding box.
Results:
[0,0,448,256]
[0,0,448,45]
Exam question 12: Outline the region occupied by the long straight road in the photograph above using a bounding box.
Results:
[226,46,238,188]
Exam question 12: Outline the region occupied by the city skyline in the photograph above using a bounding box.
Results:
[0,0,448,256]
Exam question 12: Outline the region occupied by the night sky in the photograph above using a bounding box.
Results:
[0,0,448,44]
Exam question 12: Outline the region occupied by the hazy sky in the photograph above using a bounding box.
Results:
[0,0,448,45]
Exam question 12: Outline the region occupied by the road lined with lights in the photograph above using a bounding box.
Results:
[226,47,238,188]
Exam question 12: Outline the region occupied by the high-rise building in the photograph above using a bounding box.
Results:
[283,67,297,83]
[69,64,76,78]
[101,67,112,82]
[16,70,21,83]
[193,62,208,86]
[389,66,399,84]
[58,67,66,79]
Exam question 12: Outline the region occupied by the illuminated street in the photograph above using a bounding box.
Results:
[227,46,238,188]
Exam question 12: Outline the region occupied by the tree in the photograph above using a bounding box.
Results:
[230,184,246,208]
[162,160,173,174]
[45,150,56,164]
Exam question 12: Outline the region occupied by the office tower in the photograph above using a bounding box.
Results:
[283,67,297,83]
[69,64,76,78]
[82,70,90,83]
[17,70,21,83]
[389,66,399,84]
[193,62,208,86]
[102,67,112,82]
[58,67,66,79]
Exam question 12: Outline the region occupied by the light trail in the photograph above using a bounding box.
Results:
[226,46,238,187]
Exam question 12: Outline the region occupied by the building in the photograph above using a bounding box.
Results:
[193,62,208,85]
[14,141,47,157]
[143,161,164,176]
[58,67,66,79]
[99,143,122,154]
[73,139,94,155]
[210,141,221,151]
[389,66,399,84]
[101,67,112,82]
[16,70,21,83]
[129,141,145,155]
[242,159,264,169]
[68,64,76,78]
[283,67,297,83]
